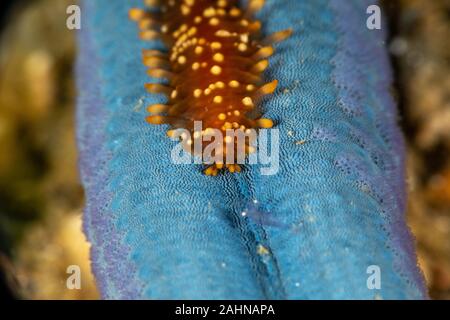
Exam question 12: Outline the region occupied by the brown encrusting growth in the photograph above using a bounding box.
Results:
[129,0,291,175]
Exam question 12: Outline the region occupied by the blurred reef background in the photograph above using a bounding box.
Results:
[0,0,448,299]
[0,0,98,299]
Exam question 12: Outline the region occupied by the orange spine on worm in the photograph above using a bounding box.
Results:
[130,0,292,175]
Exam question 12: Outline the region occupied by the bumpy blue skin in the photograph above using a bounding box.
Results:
[77,0,428,299]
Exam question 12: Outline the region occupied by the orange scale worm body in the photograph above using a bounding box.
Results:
[130,0,292,175]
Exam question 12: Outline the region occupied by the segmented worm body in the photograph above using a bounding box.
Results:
[130,0,291,175]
